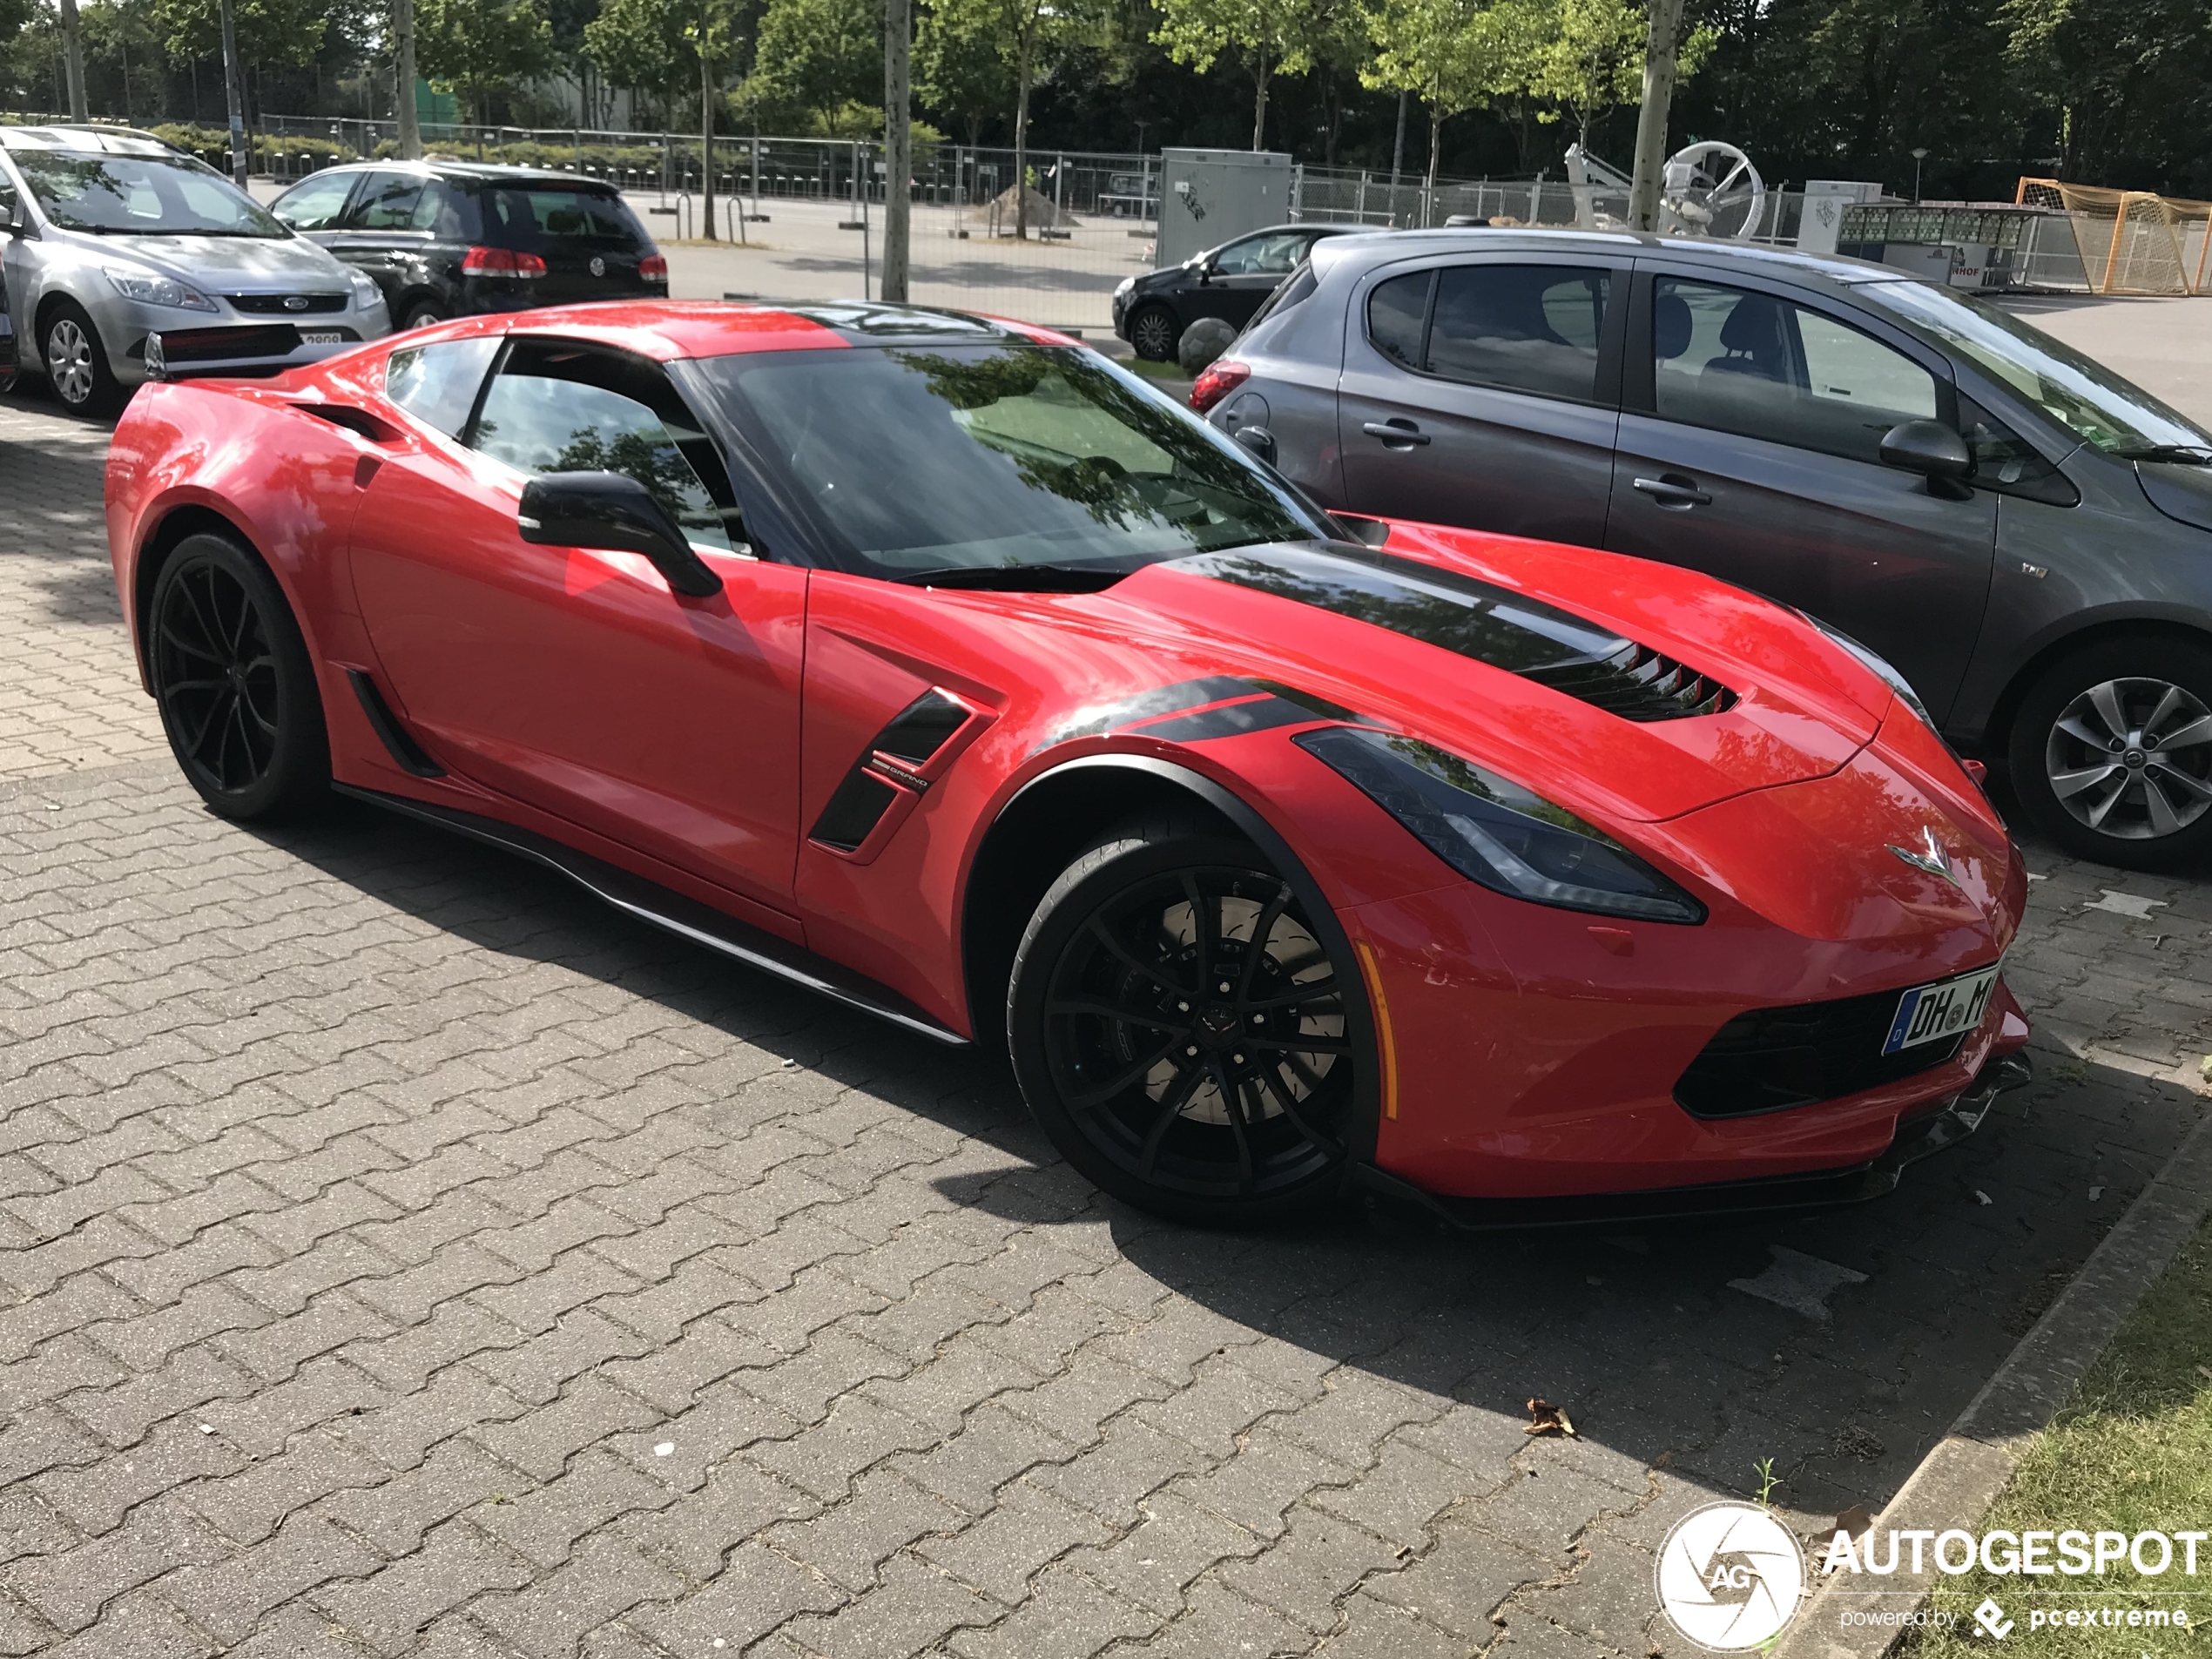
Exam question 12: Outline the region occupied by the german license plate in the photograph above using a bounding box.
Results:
[1881,965,2000,1055]
[300,330,344,346]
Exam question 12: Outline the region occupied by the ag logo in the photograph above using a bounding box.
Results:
[1974,1598,2013,1639]
[1656,1501,1807,1651]
[590,256,606,277]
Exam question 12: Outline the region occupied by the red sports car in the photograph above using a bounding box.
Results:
[106,300,2032,1227]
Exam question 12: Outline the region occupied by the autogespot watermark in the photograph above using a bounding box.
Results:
[1656,1512,2209,1649]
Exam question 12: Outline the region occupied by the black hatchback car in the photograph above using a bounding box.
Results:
[267,162,667,331]
[1112,223,1359,361]
[1208,228,2212,873]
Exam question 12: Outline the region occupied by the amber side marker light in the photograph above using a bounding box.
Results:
[1352,940,1399,1121]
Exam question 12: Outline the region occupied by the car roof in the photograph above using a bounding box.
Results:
[287,159,626,192]
[0,124,182,157]
[401,300,1075,363]
[1310,226,1914,290]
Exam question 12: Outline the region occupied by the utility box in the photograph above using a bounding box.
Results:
[1797,179,1885,255]
[1155,149,1293,269]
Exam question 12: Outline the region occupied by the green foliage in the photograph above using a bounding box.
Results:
[150,0,329,68]
[733,0,879,132]
[1527,0,1715,146]
[418,0,558,127]
[1362,0,1546,179]
[916,0,1017,143]
[584,0,685,97]
[1151,0,1338,145]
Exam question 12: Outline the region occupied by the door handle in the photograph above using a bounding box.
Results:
[1362,420,1430,448]
[1633,474,1712,508]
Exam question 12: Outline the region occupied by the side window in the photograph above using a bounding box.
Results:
[347,172,424,232]
[1960,395,2077,505]
[384,336,501,437]
[1220,232,1309,275]
[1367,272,1431,371]
[271,170,356,231]
[1652,278,1939,464]
[1424,265,1611,401]
[408,182,469,237]
[469,341,738,553]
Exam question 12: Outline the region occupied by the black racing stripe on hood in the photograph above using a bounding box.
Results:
[1134,696,1318,743]
[1172,544,1740,722]
[1043,677,1253,746]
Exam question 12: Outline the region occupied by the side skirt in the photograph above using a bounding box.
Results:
[1356,1052,2034,1231]
[333,783,969,1049]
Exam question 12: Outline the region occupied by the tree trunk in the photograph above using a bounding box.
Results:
[881,0,912,298]
[1388,88,1406,225]
[1250,50,1269,151]
[219,0,248,187]
[57,0,88,121]
[1013,33,1032,239]
[701,0,718,240]
[1627,0,1688,232]
[1426,101,1442,199]
[395,0,421,158]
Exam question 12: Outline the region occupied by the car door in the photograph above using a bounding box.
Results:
[268,168,363,246]
[1204,230,1318,330]
[1604,266,1999,723]
[347,333,808,924]
[1335,253,1626,545]
[327,171,435,315]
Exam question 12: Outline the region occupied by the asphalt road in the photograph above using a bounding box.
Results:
[0,347,2209,1656]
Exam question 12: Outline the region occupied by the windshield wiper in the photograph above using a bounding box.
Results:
[2116,444,2212,464]
[897,563,1133,592]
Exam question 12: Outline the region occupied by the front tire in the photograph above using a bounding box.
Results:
[401,301,447,331]
[149,533,330,820]
[2008,636,2212,872]
[43,301,122,417]
[1127,304,1178,362]
[1008,821,1361,1224]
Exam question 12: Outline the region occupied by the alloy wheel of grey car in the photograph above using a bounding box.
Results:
[43,304,119,416]
[2012,638,2212,872]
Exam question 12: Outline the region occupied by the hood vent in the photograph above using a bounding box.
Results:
[1175,544,1741,724]
[1523,640,1739,721]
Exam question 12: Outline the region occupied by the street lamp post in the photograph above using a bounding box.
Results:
[1912,147,1929,205]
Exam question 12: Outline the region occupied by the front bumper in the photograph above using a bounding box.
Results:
[1356,1050,2034,1230]
[97,292,388,388]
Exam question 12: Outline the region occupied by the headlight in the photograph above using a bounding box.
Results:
[1801,613,1932,727]
[102,266,216,312]
[1296,726,1707,924]
[1115,276,1135,298]
[348,270,383,308]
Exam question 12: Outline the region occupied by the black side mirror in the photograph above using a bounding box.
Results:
[1879,420,1975,501]
[516,471,723,598]
[1233,423,1278,468]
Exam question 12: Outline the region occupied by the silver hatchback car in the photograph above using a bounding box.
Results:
[0,125,389,416]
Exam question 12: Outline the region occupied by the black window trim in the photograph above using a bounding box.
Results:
[1358,253,1631,411]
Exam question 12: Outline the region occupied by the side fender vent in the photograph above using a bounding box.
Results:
[808,688,991,860]
[873,691,971,765]
[347,670,444,778]
[1522,641,1739,722]
[810,770,901,853]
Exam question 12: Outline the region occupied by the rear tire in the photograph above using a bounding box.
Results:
[401,301,447,331]
[2007,635,2212,872]
[148,533,330,821]
[1008,819,1361,1224]
[1127,304,1178,362]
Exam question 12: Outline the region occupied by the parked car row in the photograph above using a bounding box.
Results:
[0,125,665,415]
[1196,229,2212,873]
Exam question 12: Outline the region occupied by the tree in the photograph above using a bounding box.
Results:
[1530,0,1712,151]
[1151,0,1334,149]
[152,0,327,81]
[585,0,682,123]
[416,0,556,131]
[923,0,1087,235]
[1361,0,1541,193]
[735,0,879,133]
[915,0,1015,145]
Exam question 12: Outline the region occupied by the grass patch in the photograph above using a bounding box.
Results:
[1911,1212,2212,1658]
[1118,356,1191,385]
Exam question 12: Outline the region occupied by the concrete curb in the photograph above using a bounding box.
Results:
[1773,1106,2212,1659]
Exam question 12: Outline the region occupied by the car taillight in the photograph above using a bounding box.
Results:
[461,246,546,278]
[639,254,668,280]
[1189,358,1250,415]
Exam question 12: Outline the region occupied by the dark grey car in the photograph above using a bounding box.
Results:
[1211,229,2212,872]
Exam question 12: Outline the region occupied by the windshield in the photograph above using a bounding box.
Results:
[12,151,287,238]
[691,343,1327,579]
[1861,280,2210,456]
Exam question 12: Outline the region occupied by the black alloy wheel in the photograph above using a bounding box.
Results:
[1009,824,1361,1223]
[1128,305,1179,362]
[149,533,329,819]
[2011,636,2212,873]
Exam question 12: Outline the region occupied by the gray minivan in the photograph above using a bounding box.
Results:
[1208,229,2212,872]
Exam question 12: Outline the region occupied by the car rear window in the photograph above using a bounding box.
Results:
[479,188,649,253]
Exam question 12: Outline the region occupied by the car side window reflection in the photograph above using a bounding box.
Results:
[1364,265,1609,402]
[467,341,739,553]
[385,336,502,438]
[347,172,424,232]
[1215,232,1309,275]
[272,171,355,232]
[1653,277,1939,464]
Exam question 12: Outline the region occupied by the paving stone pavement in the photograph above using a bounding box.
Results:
[1,386,2209,1657]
